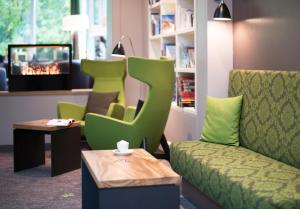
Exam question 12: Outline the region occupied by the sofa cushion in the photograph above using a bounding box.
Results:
[171,141,300,209]
[201,96,243,146]
[228,70,300,169]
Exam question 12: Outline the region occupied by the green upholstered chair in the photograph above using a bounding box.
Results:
[84,57,175,152]
[57,59,127,135]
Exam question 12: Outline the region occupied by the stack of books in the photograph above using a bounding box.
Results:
[177,77,195,107]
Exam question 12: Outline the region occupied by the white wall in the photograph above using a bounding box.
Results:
[207,0,233,97]
[112,0,148,106]
[0,94,88,145]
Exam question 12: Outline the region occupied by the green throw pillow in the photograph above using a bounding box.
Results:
[201,95,243,146]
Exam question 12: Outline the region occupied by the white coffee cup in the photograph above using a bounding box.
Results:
[117,140,129,153]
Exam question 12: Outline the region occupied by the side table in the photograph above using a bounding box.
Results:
[13,119,81,176]
[82,149,181,209]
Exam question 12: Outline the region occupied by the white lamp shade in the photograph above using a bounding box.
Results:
[62,15,89,31]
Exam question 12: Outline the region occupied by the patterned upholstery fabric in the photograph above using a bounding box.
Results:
[228,70,300,169]
[170,70,300,209]
[171,141,300,209]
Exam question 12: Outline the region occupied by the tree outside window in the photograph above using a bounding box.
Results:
[0,0,70,57]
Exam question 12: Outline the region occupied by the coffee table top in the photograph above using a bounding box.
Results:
[13,119,80,131]
[81,149,181,189]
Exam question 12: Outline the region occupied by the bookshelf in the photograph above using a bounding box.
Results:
[148,0,196,113]
[147,0,233,141]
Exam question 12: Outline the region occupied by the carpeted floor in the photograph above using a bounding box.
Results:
[0,151,197,209]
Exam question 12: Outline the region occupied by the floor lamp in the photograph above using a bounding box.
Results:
[62,15,89,59]
[111,34,146,100]
[112,37,169,160]
[112,35,136,57]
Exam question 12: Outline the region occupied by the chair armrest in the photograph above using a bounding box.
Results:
[123,106,137,122]
[57,101,85,121]
[106,103,125,120]
[85,113,141,150]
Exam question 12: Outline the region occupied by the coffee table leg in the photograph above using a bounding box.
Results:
[82,160,99,209]
[14,129,45,172]
[51,126,80,176]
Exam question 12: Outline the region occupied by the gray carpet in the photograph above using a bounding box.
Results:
[0,151,197,209]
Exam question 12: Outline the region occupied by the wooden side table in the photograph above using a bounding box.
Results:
[13,119,81,176]
[81,149,181,209]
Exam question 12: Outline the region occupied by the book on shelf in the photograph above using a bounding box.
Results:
[162,43,176,61]
[172,84,176,102]
[179,44,195,68]
[187,47,195,68]
[47,119,75,126]
[161,14,175,34]
[176,76,195,107]
[151,13,160,36]
[178,8,194,29]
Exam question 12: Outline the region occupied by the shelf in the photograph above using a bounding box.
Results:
[0,89,92,97]
[150,32,176,40]
[161,32,176,38]
[171,102,196,115]
[148,0,197,119]
[177,28,194,35]
[150,2,161,10]
[175,67,195,73]
[150,35,161,40]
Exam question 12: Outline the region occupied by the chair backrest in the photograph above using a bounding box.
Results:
[128,57,175,152]
[81,59,126,106]
[228,69,300,169]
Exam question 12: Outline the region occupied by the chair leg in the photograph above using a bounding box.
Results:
[159,134,170,161]
[81,136,91,150]
[141,135,170,161]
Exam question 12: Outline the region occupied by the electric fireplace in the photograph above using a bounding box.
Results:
[8,44,72,91]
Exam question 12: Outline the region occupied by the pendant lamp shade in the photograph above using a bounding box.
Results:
[213,0,231,21]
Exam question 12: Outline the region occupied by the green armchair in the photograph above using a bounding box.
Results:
[85,57,175,153]
[57,59,127,135]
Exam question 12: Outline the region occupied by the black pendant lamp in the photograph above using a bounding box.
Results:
[213,0,231,21]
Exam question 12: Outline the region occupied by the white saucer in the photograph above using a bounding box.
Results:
[113,149,133,156]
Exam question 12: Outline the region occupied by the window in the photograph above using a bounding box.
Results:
[0,0,109,60]
[82,0,108,59]
[0,0,70,58]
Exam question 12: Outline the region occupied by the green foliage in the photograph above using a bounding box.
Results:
[36,0,70,44]
[0,0,30,55]
[0,0,70,55]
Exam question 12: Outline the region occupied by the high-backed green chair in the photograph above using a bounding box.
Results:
[85,57,175,152]
[57,59,126,135]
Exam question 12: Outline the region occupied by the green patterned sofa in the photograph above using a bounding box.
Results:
[171,70,300,209]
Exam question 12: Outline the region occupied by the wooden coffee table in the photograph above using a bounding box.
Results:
[13,119,81,176]
[82,149,181,209]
